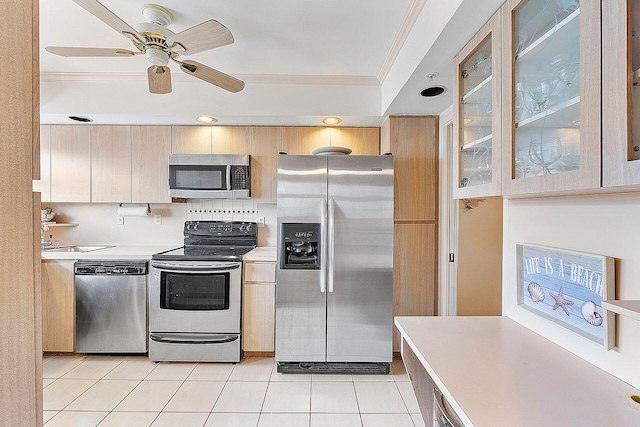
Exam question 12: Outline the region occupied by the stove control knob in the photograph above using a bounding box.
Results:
[246,224,253,232]
[193,223,200,230]
[239,224,246,231]
[186,223,192,230]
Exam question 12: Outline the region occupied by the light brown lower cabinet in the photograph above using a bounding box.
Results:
[393,223,437,350]
[402,339,435,426]
[242,261,276,353]
[41,260,75,352]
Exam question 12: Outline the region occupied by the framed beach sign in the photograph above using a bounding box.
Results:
[516,244,615,350]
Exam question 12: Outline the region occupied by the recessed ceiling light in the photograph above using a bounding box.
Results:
[196,116,218,124]
[322,117,342,126]
[68,115,93,123]
[420,86,447,97]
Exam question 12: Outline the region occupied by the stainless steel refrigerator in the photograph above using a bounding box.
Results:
[276,154,394,374]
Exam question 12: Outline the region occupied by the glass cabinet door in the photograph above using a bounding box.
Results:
[602,0,640,186]
[453,10,502,199]
[502,0,600,195]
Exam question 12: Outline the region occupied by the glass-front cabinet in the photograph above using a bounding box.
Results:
[502,0,601,195]
[453,10,502,199]
[602,0,640,186]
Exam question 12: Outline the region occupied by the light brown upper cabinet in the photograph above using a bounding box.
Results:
[381,116,438,221]
[281,127,331,155]
[501,0,601,196]
[212,126,251,154]
[171,126,212,154]
[329,127,380,155]
[50,125,91,202]
[251,127,282,203]
[602,0,640,187]
[453,9,502,199]
[39,125,51,202]
[91,126,132,203]
[132,126,171,203]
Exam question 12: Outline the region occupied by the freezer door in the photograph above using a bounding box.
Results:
[276,155,328,362]
[326,155,394,362]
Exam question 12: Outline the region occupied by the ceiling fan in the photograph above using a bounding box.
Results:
[46,0,244,94]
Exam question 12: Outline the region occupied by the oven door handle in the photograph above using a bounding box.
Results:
[149,333,239,345]
[151,263,240,273]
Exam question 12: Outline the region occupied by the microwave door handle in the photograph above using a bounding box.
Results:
[320,199,327,293]
[226,165,232,191]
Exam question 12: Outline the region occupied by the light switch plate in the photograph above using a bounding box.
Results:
[257,216,265,227]
[154,214,162,225]
[116,215,124,225]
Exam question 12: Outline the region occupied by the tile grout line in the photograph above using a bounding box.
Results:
[350,380,365,427]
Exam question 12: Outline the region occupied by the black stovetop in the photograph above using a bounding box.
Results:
[152,221,257,262]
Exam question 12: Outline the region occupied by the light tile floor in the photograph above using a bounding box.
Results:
[43,355,425,427]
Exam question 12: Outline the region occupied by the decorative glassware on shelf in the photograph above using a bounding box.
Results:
[513,0,581,179]
[460,35,493,188]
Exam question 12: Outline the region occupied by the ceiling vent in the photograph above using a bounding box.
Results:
[420,86,447,97]
[68,115,93,123]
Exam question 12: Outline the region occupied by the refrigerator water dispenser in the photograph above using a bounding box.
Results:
[280,223,320,270]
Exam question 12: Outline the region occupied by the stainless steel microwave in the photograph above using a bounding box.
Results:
[169,154,251,199]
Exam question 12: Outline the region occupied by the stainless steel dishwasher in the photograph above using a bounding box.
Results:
[75,260,148,353]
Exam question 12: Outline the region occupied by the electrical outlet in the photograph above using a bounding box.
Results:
[116,215,124,225]
[257,216,265,227]
[154,214,162,225]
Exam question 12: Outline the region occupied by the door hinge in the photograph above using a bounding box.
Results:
[449,253,455,263]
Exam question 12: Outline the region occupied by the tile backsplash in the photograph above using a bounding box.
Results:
[186,199,258,222]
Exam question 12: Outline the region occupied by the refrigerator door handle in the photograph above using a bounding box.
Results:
[328,198,335,293]
[320,199,327,293]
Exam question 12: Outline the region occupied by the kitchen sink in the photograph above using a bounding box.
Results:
[44,245,112,252]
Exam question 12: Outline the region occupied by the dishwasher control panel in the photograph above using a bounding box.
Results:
[75,261,148,275]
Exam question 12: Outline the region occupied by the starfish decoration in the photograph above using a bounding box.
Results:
[550,287,574,316]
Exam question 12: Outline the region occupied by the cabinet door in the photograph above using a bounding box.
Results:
[50,125,91,202]
[281,127,330,155]
[393,223,436,351]
[330,127,380,155]
[42,261,75,352]
[251,127,281,203]
[453,10,502,198]
[38,125,51,202]
[602,0,640,187]
[171,126,212,154]
[501,0,601,195]
[91,126,132,203]
[243,283,275,352]
[132,126,171,203]
[212,126,251,154]
[386,117,438,222]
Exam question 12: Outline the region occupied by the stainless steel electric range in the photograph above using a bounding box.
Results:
[149,221,257,362]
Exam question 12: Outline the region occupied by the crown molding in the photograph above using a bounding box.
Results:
[377,0,428,84]
[40,72,380,86]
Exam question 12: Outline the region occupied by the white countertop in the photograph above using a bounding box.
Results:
[41,245,178,261]
[243,246,276,262]
[395,316,640,427]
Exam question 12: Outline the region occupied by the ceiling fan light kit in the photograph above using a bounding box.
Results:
[46,0,245,95]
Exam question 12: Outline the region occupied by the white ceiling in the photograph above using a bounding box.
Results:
[40,0,505,126]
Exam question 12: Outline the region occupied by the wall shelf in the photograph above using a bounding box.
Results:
[602,300,640,321]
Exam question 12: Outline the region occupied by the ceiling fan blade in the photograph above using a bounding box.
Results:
[180,60,244,93]
[167,20,234,55]
[45,46,136,57]
[73,0,143,41]
[148,66,172,94]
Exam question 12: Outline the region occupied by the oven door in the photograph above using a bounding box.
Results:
[149,261,241,334]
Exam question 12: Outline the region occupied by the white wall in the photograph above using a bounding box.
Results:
[44,202,277,247]
[503,192,640,389]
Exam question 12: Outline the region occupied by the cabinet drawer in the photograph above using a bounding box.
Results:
[244,262,276,283]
